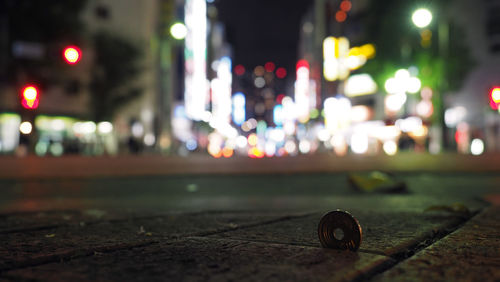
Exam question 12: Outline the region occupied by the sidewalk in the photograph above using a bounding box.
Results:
[0,156,499,281]
[1,202,498,281]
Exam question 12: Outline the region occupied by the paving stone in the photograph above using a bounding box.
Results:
[0,211,300,271]
[2,237,394,282]
[0,209,120,233]
[373,206,500,281]
[210,210,469,257]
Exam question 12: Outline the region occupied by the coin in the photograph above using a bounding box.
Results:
[317,210,362,251]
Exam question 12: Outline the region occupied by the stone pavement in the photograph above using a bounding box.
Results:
[0,203,498,281]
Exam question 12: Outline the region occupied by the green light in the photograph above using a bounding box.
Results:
[310,108,319,119]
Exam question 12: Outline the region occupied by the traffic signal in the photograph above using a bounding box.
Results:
[489,86,500,110]
[63,46,81,64]
[21,85,39,109]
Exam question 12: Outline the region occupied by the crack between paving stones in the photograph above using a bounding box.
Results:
[0,224,63,234]
[186,234,389,257]
[0,240,158,274]
[186,212,317,237]
[0,211,314,235]
[0,214,172,234]
[352,209,481,282]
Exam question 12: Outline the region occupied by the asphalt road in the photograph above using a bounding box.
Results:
[0,167,498,213]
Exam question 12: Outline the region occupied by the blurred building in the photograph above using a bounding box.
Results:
[446,0,500,152]
[0,0,174,156]
[0,2,93,155]
[83,0,160,152]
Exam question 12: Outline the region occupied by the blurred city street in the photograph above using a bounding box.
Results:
[0,155,499,281]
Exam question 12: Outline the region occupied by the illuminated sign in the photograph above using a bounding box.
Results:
[184,0,208,120]
[323,36,375,81]
[344,74,377,97]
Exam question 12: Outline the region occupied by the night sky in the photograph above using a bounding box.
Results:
[216,0,312,73]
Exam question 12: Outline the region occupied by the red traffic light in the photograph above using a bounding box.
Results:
[21,85,39,109]
[63,46,81,64]
[489,87,500,110]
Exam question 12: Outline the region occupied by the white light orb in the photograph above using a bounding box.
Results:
[170,23,187,40]
[407,77,422,93]
[97,121,113,134]
[395,69,410,80]
[235,136,247,148]
[385,93,407,112]
[470,139,484,156]
[350,133,368,154]
[299,139,311,154]
[412,9,432,28]
[383,140,398,156]
[19,121,33,134]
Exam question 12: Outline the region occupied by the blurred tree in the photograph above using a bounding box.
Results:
[360,0,473,95]
[357,0,474,150]
[89,31,142,122]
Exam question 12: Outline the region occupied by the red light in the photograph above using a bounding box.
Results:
[264,62,276,72]
[340,0,351,12]
[276,94,286,104]
[21,85,39,109]
[490,87,500,110]
[276,67,287,79]
[63,46,81,64]
[296,59,309,70]
[335,11,347,22]
[234,64,245,76]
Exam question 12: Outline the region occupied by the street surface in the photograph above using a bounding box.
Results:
[0,154,499,281]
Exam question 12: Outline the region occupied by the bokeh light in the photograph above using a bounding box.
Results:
[97,121,113,134]
[335,11,347,22]
[340,0,352,12]
[350,133,368,154]
[275,67,287,79]
[63,46,81,64]
[470,139,484,155]
[412,8,432,28]
[254,65,265,76]
[170,22,188,40]
[264,62,275,72]
[234,64,245,76]
[383,140,398,156]
[19,121,32,134]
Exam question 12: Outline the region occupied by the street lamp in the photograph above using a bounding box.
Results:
[170,22,187,40]
[412,7,450,152]
[412,8,432,28]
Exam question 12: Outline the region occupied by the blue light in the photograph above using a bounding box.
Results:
[174,105,187,118]
[232,92,246,126]
[220,56,232,71]
[186,139,197,151]
[273,104,284,126]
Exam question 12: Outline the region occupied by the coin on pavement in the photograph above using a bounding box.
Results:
[317,210,362,251]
